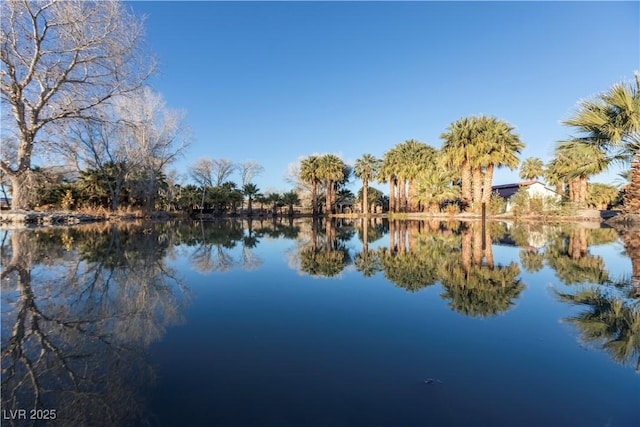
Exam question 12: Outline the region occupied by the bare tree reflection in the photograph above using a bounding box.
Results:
[1,224,187,426]
[187,220,243,273]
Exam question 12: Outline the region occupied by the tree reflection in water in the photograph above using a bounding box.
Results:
[544,226,618,285]
[1,224,188,426]
[556,282,640,373]
[2,218,637,424]
[293,219,352,278]
[551,226,640,372]
[438,222,526,317]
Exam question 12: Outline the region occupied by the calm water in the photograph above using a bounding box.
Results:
[1,219,638,427]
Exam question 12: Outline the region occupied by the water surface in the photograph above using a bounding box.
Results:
[1,219,638,426]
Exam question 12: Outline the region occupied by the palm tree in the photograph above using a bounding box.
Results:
[354,154,381,216]
[442,116,523,211]
[414,167,461,213]
[318,154,345,215]
[379,149,400,213]
[281,190,300,216]
[441,117,477,211]
[265,192,282,216]
[519,157,545,181]
[554,139,609,205]
[300,155,321,216]
[398,139,437,212]
[588,183,620,209]
[563,73,640,213]
[544,158,567,196]
[378,140,436,213]
[243,183,260,216]
[476,116,524,205]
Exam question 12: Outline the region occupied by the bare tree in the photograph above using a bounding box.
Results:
[190,157,216,188]
[213,158,236,186]
[239,160,264,187]
[0,0,154,209]
[60,88,187,212]
[115,87,189,212]
[64,107,135,211]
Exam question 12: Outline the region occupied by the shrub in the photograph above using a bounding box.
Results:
[511,188,530,217]
[487,192,506,214]
[60,189,75,211]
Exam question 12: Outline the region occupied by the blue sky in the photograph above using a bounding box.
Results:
[129,1,639,194]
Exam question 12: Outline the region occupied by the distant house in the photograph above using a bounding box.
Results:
[492,181,560,212]
[0,197,11,210]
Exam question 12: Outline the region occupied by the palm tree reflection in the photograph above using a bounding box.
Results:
[556,284,639,372]
[296,219,351,278]
[438,222,525,317]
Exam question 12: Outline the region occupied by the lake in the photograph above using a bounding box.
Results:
[1,218,638,427]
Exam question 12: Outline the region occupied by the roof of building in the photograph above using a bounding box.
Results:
[491,181,556,199]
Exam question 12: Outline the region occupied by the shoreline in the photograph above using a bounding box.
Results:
[1,209,639,230]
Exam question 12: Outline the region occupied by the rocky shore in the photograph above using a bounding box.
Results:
[0,210,106,226]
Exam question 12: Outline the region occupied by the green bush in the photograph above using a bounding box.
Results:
[511,188,530,217]
[488,192,506,214]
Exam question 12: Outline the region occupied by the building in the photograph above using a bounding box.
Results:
[492,181,560,212]
[0,197,11,210]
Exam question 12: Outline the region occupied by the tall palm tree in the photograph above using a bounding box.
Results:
[519,157,545,181]
[544,158,567,196]
[318,154,345,215]
[563,73,640,213]
[243,183,260,216]
[441,117,477,211]
[442,116,523,211]
[300,155,321,216]
[397,139,437,212]
[476,116,524,205]
[354,154,381,216]
[379,149,400,213]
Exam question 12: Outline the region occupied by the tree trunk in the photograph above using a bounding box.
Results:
[482,164,494,204]
[401,178,408,212]
[362,179,369,217]
[472,166,483,212]
[623,155,640,214]
[461,160,472,210]
[311,181,318,216]
[407,179,416,212]
[325,180,332,216]
[9,173,31,210]
[389,179,396,213]
[568,179,577,203]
